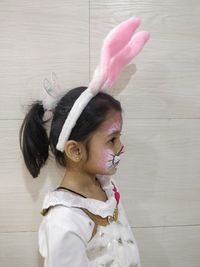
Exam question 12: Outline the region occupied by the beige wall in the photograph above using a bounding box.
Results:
[1,0,200,266]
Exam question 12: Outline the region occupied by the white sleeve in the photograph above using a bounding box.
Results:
[45,223,90,267]
[38,205,95,267]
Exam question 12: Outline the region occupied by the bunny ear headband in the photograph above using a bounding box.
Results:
[39,16,150,152]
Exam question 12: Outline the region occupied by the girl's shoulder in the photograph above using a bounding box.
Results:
[41,177,118,216]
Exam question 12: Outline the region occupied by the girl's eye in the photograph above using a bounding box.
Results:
[109,137,116,144]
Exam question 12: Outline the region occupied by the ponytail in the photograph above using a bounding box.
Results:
[19,101,51,178]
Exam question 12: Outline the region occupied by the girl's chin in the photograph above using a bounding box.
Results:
[97,166,118,176]
[108,166,118,174]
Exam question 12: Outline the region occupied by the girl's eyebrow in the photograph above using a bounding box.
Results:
[107,130,121,137]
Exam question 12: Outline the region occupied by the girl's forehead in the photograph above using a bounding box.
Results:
[99,112,123,134]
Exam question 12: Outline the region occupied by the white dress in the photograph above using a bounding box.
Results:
[38,175,141,267]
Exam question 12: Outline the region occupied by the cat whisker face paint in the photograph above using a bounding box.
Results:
[97,146,125,173]
[108,145,125,167]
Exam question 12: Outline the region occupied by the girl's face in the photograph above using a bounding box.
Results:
[84,110,125,176]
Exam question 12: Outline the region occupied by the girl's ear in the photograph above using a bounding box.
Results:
[64,140,82,162]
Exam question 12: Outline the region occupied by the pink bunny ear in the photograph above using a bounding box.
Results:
[100,17,150,92]
[101,17,141,65]
[88,16,150,95]
[102,31,150,89]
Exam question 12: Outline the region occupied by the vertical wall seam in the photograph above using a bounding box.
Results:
[89,0,90,81]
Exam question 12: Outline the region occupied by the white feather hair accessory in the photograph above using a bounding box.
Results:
[39,72,67,112]
[39,16,150,152]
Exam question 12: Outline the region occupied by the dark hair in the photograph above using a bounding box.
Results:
[19,86,123,178]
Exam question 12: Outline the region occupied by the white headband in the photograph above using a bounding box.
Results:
[39,16,150,152]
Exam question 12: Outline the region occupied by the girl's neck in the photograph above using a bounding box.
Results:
[59,170,108,202]
[60,169,100,191]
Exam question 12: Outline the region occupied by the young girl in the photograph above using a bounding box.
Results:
[19,17,150,267]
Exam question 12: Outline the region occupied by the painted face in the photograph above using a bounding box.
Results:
[84,111,125,176]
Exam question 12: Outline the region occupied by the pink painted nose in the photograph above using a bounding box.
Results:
[117,145,125,155]
[120,145,125,154]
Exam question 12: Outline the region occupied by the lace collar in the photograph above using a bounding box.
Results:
[41,175,117,217]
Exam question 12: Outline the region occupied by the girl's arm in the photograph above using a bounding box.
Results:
[44,223,90,267]
[39,206,94,267]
